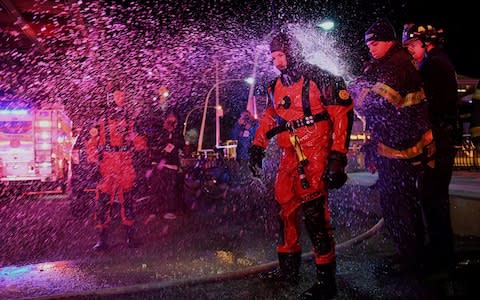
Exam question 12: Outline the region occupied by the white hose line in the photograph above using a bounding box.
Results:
[39,217,384,299]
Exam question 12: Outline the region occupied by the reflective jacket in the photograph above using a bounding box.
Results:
[352,43,433,160]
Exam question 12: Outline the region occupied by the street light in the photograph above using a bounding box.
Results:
[197,78,253,153]
[317,19,335,31]
[247,31,275,120]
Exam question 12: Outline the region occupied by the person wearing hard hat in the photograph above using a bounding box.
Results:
[403,23,461,274]
[349,18,434,275]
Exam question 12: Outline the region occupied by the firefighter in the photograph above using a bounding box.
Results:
[402,23,461,273]
[249,32,353,299]
[86,86,147,250]
[350,18,434,274]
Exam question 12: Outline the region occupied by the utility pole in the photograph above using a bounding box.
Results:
[215,60,221,149]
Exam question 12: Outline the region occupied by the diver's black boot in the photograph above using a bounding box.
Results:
[125,226,138,248]
[301,263,337,300]
[259,252,301,284]
[93,228,108,251]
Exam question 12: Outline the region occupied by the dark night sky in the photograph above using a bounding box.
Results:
[108,0,478,77]
[317,0,477,77]
[402,0,478,78]
[264,0,478,77]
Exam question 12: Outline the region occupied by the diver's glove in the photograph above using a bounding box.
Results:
[325,151,348,189]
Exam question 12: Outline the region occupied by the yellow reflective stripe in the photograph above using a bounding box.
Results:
[377,130,433,159]
[404,89,426,106]
[372,83,403,106]
[471,126,480,138]
[372,83,425,108]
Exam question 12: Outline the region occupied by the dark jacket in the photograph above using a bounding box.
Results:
[355,43,431,151]
[421,47,458,127]
[420,46,462,147]
[150,129,184,166]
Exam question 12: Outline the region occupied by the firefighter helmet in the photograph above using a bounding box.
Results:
[402,23,445,45]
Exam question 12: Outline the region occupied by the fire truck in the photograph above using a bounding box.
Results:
[0,101,73,197]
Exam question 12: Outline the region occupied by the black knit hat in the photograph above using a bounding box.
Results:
[270,32,289,52]
[365,18,396,43]
[270,32,302,55]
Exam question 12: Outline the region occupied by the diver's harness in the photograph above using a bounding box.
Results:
[266,77,330,189]
[266,112,330,139]
[97,112,133,160]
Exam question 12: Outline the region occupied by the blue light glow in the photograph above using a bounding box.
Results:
[0,109,30,116]
[0,265,34,279]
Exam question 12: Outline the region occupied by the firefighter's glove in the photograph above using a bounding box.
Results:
[248,145,265,177]
[325,151,348,189]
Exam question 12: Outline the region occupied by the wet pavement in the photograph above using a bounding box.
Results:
[1,172,479,299]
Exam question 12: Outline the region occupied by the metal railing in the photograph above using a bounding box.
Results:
[454,135,480,170]
[346,134,480,171]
